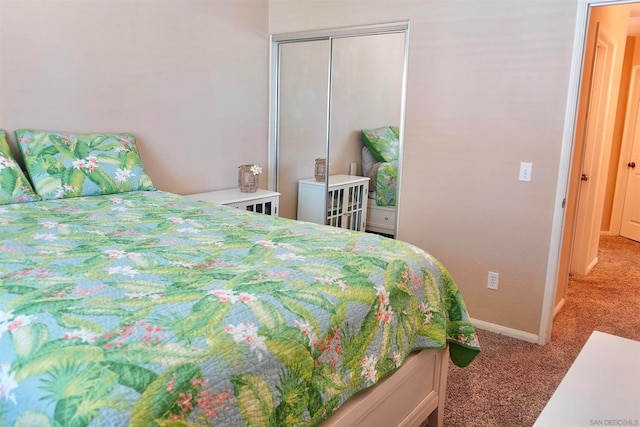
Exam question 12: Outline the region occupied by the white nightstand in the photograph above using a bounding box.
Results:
[185,188,280,216]
[297,174,369,231]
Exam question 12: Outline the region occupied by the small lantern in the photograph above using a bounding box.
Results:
[314,158,326,182]
[238,164,260,193]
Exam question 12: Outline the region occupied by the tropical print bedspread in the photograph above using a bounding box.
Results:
[0,191,479,426]
[369,161,397,207]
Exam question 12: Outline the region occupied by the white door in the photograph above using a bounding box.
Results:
[620,67,640,242]
[571,25,616,276]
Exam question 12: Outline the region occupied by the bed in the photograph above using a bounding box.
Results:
[361,126,400,237]
[0,129,480,426]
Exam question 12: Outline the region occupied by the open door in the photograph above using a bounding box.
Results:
[571,24,617,276]
[619,66,640,242]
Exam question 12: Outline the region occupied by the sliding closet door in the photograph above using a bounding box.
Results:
[277,40,330,220]
[272,24,408,227]
[329,33,405,176]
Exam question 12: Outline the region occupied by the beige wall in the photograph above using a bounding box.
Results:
[271,0,578,335]
[0,0,269,194]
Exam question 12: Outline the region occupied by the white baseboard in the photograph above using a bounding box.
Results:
[471,318,539,344]
[554,298,566,318]
[585,256,598,275]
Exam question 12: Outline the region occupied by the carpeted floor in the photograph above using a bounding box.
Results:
[439,235,640,426]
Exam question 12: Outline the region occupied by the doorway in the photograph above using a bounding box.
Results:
[540,0,640,344]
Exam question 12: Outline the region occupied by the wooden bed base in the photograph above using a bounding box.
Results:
[323,347,449,427]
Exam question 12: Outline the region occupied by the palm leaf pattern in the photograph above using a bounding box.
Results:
[374,160,398,206]
[14,129,155,200]
[0,191,479,426]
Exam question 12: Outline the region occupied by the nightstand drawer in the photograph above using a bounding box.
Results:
[366,201,396,232]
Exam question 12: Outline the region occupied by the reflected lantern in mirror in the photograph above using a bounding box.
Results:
[314,158,326,182]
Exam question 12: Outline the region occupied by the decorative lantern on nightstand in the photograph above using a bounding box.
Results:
[238,164,262,193]
[314,158,326,182]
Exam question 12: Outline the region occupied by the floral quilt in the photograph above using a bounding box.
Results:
[0,191,479,426]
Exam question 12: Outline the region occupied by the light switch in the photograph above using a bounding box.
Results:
[519,162,532,182]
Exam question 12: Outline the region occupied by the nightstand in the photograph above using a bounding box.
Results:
[185,188,280,216]
[297,174,369,231]
[366,199,396,237]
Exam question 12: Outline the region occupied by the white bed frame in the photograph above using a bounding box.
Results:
[324,347,449,427]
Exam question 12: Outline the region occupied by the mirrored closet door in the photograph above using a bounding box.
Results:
[275,40,331,221]
[270,23,409,238]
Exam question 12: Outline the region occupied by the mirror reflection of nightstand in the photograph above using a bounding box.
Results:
[185,189,280,216]
[297,174,369,231]
[366,200,396,238]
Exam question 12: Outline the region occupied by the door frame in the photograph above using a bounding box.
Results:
[539,0,636,344]
[610,64,640,234]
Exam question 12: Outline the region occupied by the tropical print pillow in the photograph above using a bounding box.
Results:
[0,129,41,205]
[15,129,156,200]
[0,128,12,153]
[361,126,400,162]
[374,160,398,206]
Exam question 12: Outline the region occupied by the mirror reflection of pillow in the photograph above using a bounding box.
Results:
[361,126,399,162]
[375,161,398,206]
[361,145,377,177]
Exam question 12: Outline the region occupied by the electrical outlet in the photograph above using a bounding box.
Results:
[519,162,532,182]
[487,271,499,290]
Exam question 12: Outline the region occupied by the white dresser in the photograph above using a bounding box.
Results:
[297,174,369,231]
[534,331,640,426]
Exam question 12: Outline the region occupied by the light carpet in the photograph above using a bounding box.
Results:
[437,235,640,426]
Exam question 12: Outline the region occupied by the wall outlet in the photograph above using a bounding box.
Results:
[487,271,499,290]
[519,162,533,182]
